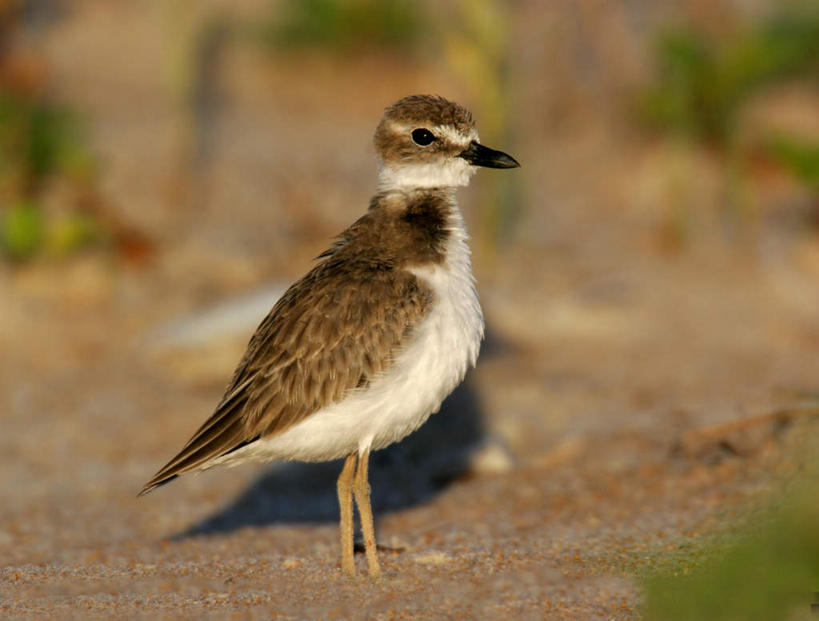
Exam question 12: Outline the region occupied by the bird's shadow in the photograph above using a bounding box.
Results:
[174,372,488,540]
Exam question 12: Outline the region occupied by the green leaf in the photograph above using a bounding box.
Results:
[0,201,45,261]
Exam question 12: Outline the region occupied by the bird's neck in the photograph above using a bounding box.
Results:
[372,185,458,212]
[360,186,463,267]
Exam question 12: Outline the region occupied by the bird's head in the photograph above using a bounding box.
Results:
[374,94,519,191]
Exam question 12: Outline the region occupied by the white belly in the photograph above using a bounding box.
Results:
[208,222,483,467]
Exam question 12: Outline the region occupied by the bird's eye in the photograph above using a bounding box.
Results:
[411,128,436,146]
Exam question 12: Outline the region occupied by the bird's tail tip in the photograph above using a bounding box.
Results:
[137,474,178,498]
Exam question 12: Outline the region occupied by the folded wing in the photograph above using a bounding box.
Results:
[140,254,431,495]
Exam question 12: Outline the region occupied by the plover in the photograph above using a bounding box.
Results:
[140,94,519,578]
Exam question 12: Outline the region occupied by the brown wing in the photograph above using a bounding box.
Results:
[139,254,432,495]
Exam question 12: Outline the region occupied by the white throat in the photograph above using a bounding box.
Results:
[377,158,476,191]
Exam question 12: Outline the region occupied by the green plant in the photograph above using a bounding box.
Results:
[0,18,111,264]
[640,8,819,241]
[767,134,819,192]
[0,200,44,260]
[642,10,819,145]
[263,0,426,53]
[0,89,104,261]
[0,91,89,193]
[644,476,819,620]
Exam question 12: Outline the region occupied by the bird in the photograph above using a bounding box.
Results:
[139,94,520,579]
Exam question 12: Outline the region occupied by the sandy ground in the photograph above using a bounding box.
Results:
[3,244,816,619]
[3,2,819,619]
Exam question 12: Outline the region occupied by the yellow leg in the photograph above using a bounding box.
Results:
[353,449,382,579]
[337,453,357,577]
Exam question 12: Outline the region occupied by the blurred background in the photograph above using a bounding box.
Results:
[2,0,819,618]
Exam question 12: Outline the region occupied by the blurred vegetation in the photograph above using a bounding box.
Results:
[0,4,108,263]
[0,88,107,263]
[767,134,819,193]
[643,470,819,620]
[642,10,819,145]
[0,91,82,192]
[262,0,426,53]
[641,7,819,239]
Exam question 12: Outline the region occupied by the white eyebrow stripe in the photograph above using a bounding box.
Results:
[431,125,478,148]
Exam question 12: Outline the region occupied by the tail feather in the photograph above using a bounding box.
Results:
[138,474,178,497]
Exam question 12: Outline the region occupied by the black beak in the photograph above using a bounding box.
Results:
[459,141,520,169]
